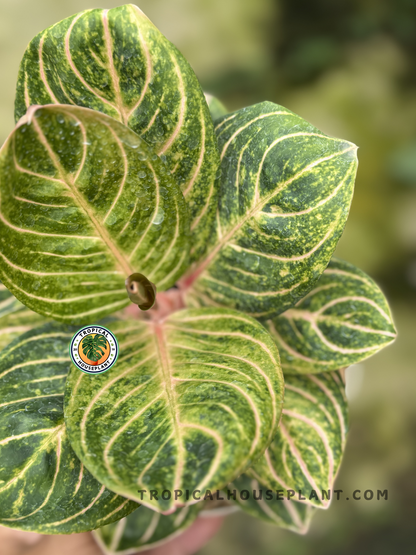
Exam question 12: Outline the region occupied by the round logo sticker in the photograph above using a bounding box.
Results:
[70,326,118,374]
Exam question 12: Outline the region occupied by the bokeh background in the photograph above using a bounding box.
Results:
[0,0,415,553]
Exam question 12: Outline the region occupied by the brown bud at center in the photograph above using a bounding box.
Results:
[125,273,157,311]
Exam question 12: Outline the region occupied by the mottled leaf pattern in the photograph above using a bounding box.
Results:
[94,504,200,554]
[0,104,189,324]
[0,324,138,533]
[266,258,397,373]
[204,94,228,121]
[182,101,358,318]
[15,4,220,262]
[64,309,284,512]
[0,281,46,351]
[248,371,348,508]
[230,474,315,534]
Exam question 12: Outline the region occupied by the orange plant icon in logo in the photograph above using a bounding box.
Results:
[70,326,118,374]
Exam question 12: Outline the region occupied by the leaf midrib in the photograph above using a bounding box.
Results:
[30,111,134,277]
[154,322,183,492]
[183,145,356,288]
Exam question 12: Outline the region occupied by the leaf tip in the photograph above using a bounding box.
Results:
[341,140,359,162]
[128,3,151,22]
[16,104,41,128]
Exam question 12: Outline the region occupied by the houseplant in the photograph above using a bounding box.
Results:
[0,4,396,551]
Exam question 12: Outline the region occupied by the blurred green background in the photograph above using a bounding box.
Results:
[0,0,415,553]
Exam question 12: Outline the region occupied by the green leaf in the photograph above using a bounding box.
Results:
[230,474,315,534]
[181,101,358,318]
[266,258,397,374]
[200,496,239,517]
[0,281,46,351]
[82,334,108,362]
[64,308,284,513]
[204,93,228,121]
[248,371,348,509]
[0,104,190,324]
[15,4,220,262]
[94,504,200,554]
[0,323,138,533]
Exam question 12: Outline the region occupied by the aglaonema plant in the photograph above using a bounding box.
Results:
[0,4,396,551]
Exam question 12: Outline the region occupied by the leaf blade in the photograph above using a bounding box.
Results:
[0,323,138,533]
[182,101,358,317]
[64,308,284,512]
[266,258,397,373]
[93,504,200,554]
[204,93,228,121]
[230,474,315,534]
[15,5,220,262]
[0,104,190,323]
[0,281,47,351]
[248,371,348,509]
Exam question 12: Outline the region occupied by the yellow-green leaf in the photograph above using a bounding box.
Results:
[181,101,358,318]
[200,497,239,517]
[0,104,189,324]
[94,504,200,554]
[230,474,315,534]
[0,324,138,533]
[204,93,228,121]
[266,258,397,374]
[248,371,348,509]
[0,281,46,351]
[64,309,284,512]
[15,5,220,262]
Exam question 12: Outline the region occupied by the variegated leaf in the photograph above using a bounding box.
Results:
[0,281,46,351]
[230,474,315,534]
[15,4,220,262]
[266,258,397,374]
[64,309,284,513]
[94,504,200,554]
[181,101,358,318]
[248,371,348,509]
[204,94,228,121]
[0,104,189,324]
[0,323,138,533]
[200,497,239,517]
